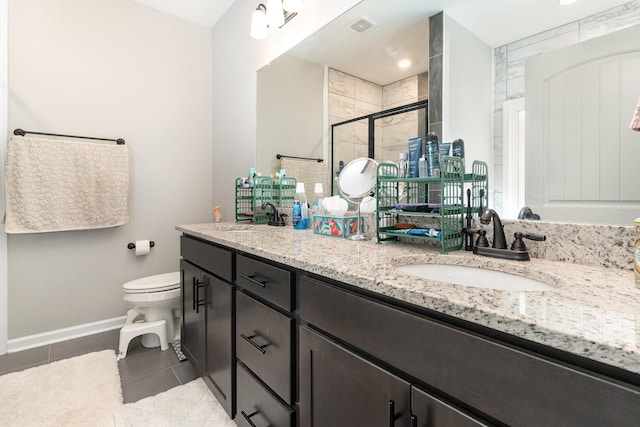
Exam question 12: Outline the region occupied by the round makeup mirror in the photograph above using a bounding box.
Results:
[337,157,378,240]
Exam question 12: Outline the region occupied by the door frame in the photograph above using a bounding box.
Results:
[1,0,8,354]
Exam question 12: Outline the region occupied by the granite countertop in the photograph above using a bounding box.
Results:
[176,222,640,376]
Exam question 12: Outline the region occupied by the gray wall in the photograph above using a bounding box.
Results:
[7,0,213,339]
[210,0,362,224]
[443,14,493,170]
[256,54,324,176]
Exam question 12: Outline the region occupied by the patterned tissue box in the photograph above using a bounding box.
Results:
[312,214,360,238]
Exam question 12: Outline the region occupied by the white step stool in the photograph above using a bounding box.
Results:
[117,319,169,360]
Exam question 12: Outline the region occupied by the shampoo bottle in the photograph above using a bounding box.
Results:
[418,155,428,178]
[293,183,309,229]
[426,132,440,177]
[398,152,409,178]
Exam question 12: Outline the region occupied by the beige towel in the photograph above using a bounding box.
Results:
[4,136,129,233]
[631,97,640,132]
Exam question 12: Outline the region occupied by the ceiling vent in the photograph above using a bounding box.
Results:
[347,17,377,35]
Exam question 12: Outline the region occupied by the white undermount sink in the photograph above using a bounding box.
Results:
[396,264,554,291]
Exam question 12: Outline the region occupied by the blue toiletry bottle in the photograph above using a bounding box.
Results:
[293,183,308,229]
[292,198,301,227]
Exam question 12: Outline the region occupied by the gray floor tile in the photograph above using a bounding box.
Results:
[101,329,121,352]
[0,345,50,375]
[118,348,169,382]
[49,334,103,361]
[0,360,50,376]
[162,346,182,367]
[121,367,180,403]
[173,360,199,385]
[119,335,158,359]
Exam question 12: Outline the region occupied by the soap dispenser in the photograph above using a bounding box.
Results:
[293,183,309,229]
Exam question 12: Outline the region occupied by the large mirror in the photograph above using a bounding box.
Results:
[256,0,638,225]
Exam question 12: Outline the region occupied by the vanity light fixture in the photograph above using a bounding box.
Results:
[250,4,269,40]
[250,0,302,40]
[266,0,285,27]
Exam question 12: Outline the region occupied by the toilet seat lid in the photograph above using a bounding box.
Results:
[123,271,180,293]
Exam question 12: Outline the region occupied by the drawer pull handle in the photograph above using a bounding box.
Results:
[241,274,268,288]
[388,400,401,426]
[241,333,267,354]
[240,410,259,427]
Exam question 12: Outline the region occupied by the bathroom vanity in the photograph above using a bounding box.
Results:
[178,223,640,426]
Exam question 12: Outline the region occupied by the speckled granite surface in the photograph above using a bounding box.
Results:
[176,222,640,375]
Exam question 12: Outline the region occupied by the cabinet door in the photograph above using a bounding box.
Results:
[299,326,411,427]
[205,275,234,418]
[181,260,206,375]
[411,386,488,427]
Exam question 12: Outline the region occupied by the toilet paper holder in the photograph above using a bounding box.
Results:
[127,241,155,250]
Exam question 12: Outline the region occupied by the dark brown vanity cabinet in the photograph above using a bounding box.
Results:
[235,254,295,427]
[298,274,640,427]
[180,259,206,375]
[180,236,234,418]
[180,235,640,427]
[411,386,488,427]
[299,326,487,427]
[299,325,411,426]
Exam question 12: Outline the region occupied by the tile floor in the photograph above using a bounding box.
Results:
[0,329,198,403]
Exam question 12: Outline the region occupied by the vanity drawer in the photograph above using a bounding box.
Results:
[180,235,233,282]
[236,254,293,311]
[236,361,294,427]
[236,291,293,403]
[299,275,640,426]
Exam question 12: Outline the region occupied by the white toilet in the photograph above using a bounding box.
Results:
[117,271,181,359]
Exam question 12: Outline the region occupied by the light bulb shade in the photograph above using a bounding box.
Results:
[283,0,303,13]
[250,5,268,39]
[266,0,285,27]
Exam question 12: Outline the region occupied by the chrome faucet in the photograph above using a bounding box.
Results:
[479,209,507,249]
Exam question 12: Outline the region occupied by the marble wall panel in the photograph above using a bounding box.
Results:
[383,76,419,108]
[356,78,383,105]
[328,93,356,121]
[329,68,355,98]
[580,0,640,41]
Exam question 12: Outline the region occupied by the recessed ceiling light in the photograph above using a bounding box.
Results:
[398,59,412,69]
[558,0,578,5]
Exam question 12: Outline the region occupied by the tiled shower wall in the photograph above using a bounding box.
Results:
[492,0,640,213]
[329,68,382,181]
[328,68,426,192]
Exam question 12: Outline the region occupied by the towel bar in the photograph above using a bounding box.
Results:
[14,128,125,145]
[276,154,323,162]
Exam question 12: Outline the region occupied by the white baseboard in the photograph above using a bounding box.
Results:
[6,316,127,354]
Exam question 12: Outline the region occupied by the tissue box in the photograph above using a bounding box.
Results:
[312,214,359,238]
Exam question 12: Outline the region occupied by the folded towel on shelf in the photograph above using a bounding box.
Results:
[4,136,129,233]
[631,96,640,132]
